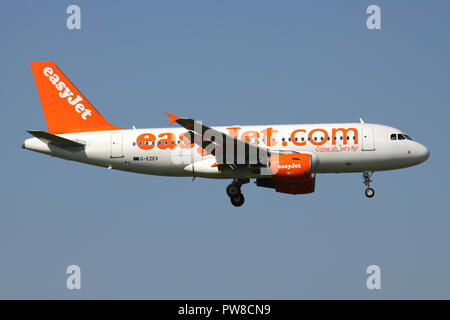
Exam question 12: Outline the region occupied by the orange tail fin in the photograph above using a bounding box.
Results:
[30,61,121,134]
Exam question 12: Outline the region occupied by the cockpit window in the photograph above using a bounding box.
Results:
[391,133,412,141]
[397,134,412,140]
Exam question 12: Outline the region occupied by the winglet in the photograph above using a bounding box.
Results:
[165,112,180,125]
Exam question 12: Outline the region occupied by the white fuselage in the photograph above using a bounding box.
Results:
[22,123,429,178]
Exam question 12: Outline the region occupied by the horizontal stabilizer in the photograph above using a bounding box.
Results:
[27,130,85,148]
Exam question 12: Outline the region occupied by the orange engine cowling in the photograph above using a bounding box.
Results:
[256,153,316,194]
[269,153,311,179]
[274,174,315,194]
[256,174,316,194]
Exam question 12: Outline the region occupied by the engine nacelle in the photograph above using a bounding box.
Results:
[256,153,316,194]
[269,153,312,179]
[256,174,316,194]
[274,174,315,194]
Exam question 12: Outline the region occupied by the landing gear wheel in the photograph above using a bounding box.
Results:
[230,193,245,207]
[365,187,375,198]
[362,171,375,198]
[226,183,241,198]
[226,179,249,207]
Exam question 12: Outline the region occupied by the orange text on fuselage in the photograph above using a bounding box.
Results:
[136,127,359,151]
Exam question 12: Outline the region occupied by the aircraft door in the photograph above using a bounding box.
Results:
[110,133,124,158]
[361,127,375,151]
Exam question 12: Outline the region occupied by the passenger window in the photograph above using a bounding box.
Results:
[390,134,396,140]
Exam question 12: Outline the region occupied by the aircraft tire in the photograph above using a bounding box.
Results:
[365,187,375,198]
[230,194,245,207]
[226,183,241,198]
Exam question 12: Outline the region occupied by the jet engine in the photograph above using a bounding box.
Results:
[256,153,316,194]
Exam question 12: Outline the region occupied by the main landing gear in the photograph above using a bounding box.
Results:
[226,179,249,207]
[363,171,375,198]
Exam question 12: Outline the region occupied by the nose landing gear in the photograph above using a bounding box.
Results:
[363,171,375,198]
[227,179,249,207]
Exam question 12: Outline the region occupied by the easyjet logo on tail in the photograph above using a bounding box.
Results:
[43,67,92,120]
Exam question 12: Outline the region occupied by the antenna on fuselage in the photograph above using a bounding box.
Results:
[360,118,365,124]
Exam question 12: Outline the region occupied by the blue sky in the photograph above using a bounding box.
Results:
[1,0,449,299]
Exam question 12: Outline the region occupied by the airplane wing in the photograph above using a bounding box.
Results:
[165,113,270,166]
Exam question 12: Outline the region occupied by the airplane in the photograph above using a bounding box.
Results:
[23,61,430,207]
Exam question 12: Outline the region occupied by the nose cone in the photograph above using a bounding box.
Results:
[415,143,430,164]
